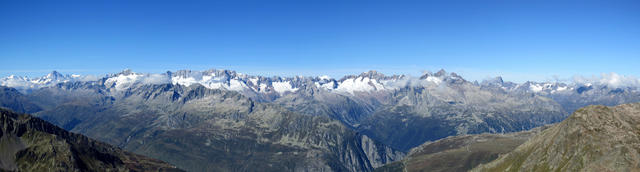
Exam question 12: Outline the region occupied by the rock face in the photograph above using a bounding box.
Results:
[375,126,547,172]
[473,103,640,172]
[0,108,182,171]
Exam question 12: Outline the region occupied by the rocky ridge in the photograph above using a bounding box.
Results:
[0,108,182,171]
[472,103,640,172]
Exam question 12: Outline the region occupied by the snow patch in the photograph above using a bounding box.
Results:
[530,84,543,92]
[425,76,442,85]
[249,78,259,84]
[320,81,335,90]
[335,77,385,94]
[573,73,640,88]
[259,83,268,92]
[106,73,144,90]
[228,79,247,91]
[171,76,199,87]
[272,81,298,94]
[319,75,331,80]
[556,86,568,92]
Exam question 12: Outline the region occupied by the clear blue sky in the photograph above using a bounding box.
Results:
[1,0,639,82]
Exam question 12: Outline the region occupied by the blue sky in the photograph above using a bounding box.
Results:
[1,0,639,82]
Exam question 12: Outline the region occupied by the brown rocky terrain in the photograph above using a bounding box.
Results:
[375,126,547,172]
[473,103,640,172]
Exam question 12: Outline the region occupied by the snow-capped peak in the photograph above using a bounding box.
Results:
[425,76,442,85]
[0,70,76,92]
[272,81,298,94]
[105,70,145,90]
[46,71,64,78]
[168,69,250,91]
[334,76,387,94]
[4,69,637,97]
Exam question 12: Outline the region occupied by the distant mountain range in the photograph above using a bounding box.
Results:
[1,69,639,171]
[3,69,638,115]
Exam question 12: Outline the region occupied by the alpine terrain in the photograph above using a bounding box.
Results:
[473,103,640,172]
[375,126,548,172]
[0,108,182,171]
[1,69,639,171]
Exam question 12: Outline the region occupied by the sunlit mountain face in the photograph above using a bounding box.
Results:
[2,69,640,171]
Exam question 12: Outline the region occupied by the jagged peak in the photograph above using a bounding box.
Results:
[434,69,447,77]
[450,72,461,78]
[338,70,406,82]
[359,70,385,79]
[37,71,70,81]
[116,69,135,75]
[420,69,448,79]
[171,69,241,79]
[481,76,504,85]
[46,70,63,78]
[494,76,504,83]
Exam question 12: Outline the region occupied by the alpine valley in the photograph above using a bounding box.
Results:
[1,69,640,172]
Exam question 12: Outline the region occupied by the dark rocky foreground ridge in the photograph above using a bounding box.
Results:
[0,108,182,171]
[472,103,640,171]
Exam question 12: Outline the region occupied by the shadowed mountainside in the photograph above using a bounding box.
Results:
[0,108,182,171]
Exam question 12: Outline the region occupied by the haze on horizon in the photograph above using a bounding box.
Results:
[1,0,639,82]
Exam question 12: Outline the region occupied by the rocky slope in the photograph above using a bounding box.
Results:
[472,103,640,172]
[356,71,566,151]
[375,126,547,172]
[11,83,403,172]
[0,108,181,171]
[0,87,41,114]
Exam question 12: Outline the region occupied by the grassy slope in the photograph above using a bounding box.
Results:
[473,103,640,172]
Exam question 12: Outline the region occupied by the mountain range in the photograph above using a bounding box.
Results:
[1,69,639,171]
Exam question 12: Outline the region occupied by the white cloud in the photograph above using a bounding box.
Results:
[75,75,100,82]
[572,72,640,88]
[141,73,171,85]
